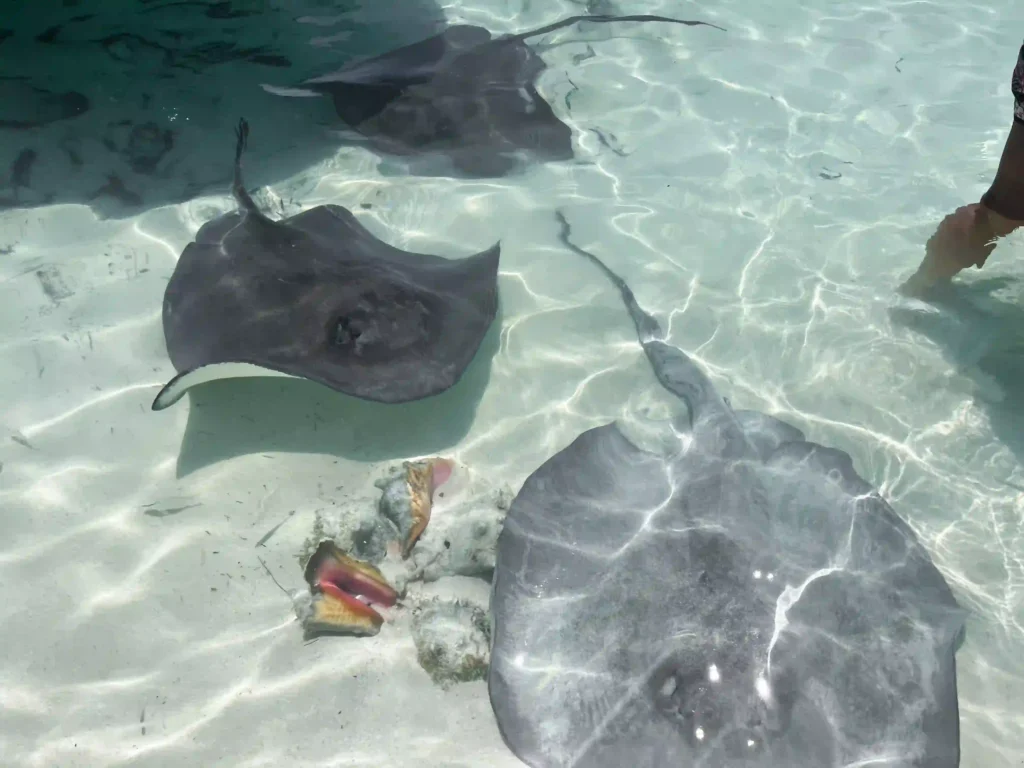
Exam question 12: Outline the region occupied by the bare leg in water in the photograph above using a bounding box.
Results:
[899,44,1024,297]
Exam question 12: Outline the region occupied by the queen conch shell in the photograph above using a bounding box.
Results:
[375,457,454,558]
[297,540,399,638]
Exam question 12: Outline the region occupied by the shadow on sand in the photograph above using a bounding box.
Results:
[0,0,444,218]
[889,276,1024,466]
[169,304,503,478]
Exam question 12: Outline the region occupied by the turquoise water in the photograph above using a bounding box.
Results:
[1,0,1023,765]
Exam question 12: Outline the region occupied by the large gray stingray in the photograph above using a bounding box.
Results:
[151,119,500,411]
[261,14,724,177]
[487,211,967,767]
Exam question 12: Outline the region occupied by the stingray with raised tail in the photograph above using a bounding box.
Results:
[151,118,500,411]
[485,211,967,767]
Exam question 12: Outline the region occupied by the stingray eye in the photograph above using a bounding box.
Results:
[330,315,361,347]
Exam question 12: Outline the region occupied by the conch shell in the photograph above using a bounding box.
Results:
[376,457,454,558]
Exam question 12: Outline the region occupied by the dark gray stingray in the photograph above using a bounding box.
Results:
[261,14,725,176]
[151,118,500,411]
[486,211,967,767]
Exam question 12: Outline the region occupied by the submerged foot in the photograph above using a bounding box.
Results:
[897,271,951,300]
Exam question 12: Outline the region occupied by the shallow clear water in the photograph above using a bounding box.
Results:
[1,0,1023,765]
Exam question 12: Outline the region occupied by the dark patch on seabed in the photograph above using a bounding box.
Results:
[142,502,201,518]
[36,266,73,304]
[90,174,143,207]
[0,80,89,130]
[11,148,37,188]
[589,128,628,157]
[572,44,596,65]
[0,148,39,206]
[0,0,447,218]
[101,120,175,174]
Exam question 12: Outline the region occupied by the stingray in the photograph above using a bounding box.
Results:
[151,118,500,411]
[486,211,968,767]
[261,14,725,177]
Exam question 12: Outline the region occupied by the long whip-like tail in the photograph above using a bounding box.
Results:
[502,13,726,45]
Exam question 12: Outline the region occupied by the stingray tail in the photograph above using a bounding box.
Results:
[555,209,747,446]
[554,210,661,343]
[231,118,274,222]
[504,14,725,45]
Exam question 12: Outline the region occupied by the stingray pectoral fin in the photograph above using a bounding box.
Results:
[259,83,323,98]
[150,362,299,411]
